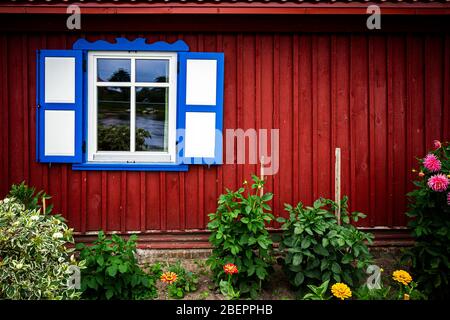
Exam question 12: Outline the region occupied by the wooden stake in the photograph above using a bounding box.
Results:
[260,156,265,197]
[42,197,46,215]
[335,148,341,225]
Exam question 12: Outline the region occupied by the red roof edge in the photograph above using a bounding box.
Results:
[0,3,450,15]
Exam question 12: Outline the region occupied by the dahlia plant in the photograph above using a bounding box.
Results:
[404,140,450,299]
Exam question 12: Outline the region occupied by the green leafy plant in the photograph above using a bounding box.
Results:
[403,140,450,299]
[354,283,392,300]
[8,181,53,215]
[277,196,373,296]
[76,231,158,300]
[164,261,199,299]
[302,280,331,300]
[0,197,83,299]
[207,175,275,299]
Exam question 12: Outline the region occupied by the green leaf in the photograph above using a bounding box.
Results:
[96,255,104,266]
[301,238,311,249]
[105,289,114,300]
[292,254,303,266]
[313,244,329,256]
[294,272,304,286]
[331,262,341,274]
[256,267,267,280]
[107,265,118,277]
[119,263,128,273]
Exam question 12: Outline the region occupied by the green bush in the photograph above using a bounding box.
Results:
[207,175,275,299]
[0,197,83,299]
[403,140,450,299]
[277,196,373,296]
[76,231,158,300]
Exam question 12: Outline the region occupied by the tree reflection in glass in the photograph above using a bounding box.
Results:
[97,59,131,82]
[97,87,130,151]
[135,87,168,152]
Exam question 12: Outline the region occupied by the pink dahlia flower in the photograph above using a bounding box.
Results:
[427,174,449,192]
[433,140,442,149]
[423,154,441,172]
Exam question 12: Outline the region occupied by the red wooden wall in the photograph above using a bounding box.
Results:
[0,31,449,236]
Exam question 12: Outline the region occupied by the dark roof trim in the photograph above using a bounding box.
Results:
[1,1,449,15]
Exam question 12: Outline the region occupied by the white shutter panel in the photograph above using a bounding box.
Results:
[177,52,224,165]
[37,50,83,163]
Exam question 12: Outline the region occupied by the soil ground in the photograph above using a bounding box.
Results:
[148,247,405,300]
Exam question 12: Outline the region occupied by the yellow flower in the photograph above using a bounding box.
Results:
[380,268,384,273]
[403,294,410,300]
[392,270,412,286]
[160,271,178,284]
[331,283,352,300]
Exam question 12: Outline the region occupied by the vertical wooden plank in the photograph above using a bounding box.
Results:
[391,36,407,227]
[102,172,107,231]
[159,172,167,230]
[444,35,450,139]
[0,34,9,197]
[165,172,180,230]
[279,34,293,210]
[406,35,425,223]
[350,35,370,226]
[106,172,122,231]
[126,172,141,231]
[120,172,127,232]
[311,36,319,201]
[371,36,389,227]
[261,34,275,215]
[298,35,314,207]
[273,34,281,218]
[334,35,351,208]
[424,35,443,149]
[86,172,102,231]
[146,172,161,230]
[316,35,332,200]
[8,34,25,185]
[140,172,146,231]
[292,34,300,204]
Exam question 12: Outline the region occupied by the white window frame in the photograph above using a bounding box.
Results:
[87,51,177,163]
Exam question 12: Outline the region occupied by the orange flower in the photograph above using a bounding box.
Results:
[160,271,178,284]
[223,263,238,275]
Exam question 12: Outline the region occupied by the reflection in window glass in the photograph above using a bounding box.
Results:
[97,59,131,82]
[97,87,130,151]
[136,59,169,83]
[135,87,168,151]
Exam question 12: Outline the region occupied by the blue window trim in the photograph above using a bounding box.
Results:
[72,163,188,172]
[73,37,189,52]
[37,49,84,163]
[177,52,224,165]
[71,37,190,172]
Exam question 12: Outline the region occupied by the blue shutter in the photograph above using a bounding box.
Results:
[36,50,83,163]
[177,52,224,165]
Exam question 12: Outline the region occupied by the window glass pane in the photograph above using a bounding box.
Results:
[97,59,131,82]
[135,87,168,151]
[97,87,130,151]
[136,59,169,83]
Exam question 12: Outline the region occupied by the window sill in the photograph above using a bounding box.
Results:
[72,162,189,172]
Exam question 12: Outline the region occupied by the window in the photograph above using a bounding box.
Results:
[36,38,224,171]
[87,51,177,163]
